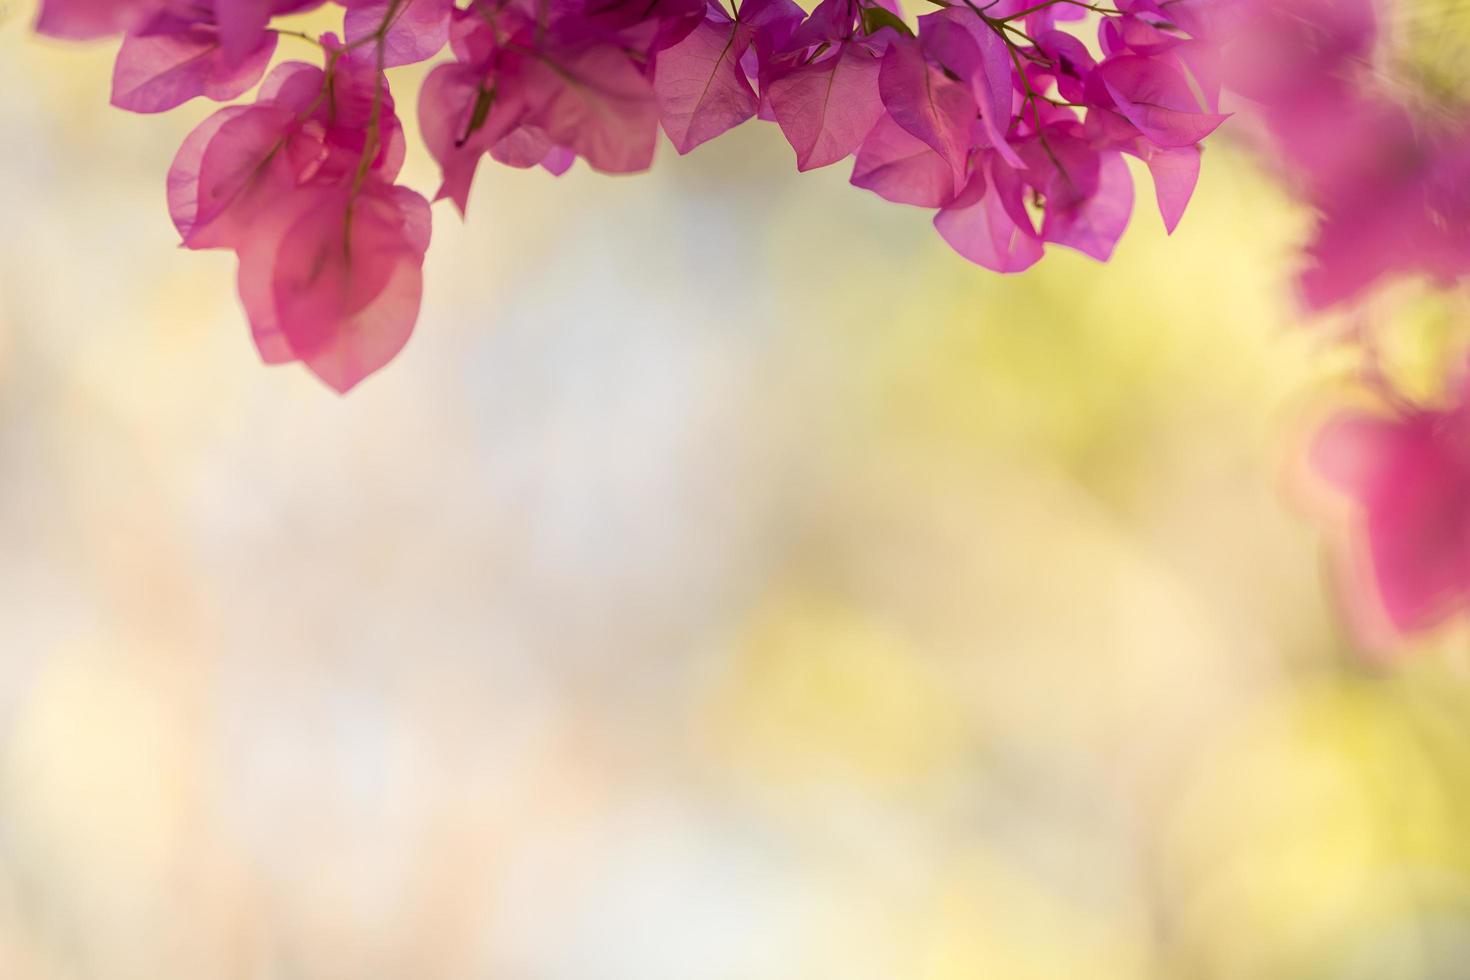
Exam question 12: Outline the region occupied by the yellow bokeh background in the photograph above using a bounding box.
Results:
[3,4,1470,977]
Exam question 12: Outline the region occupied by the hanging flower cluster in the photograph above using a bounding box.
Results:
[34,0,1227,391]
[34,0,1470,653]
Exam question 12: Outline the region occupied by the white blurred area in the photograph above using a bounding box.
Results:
[5,10,1470,980]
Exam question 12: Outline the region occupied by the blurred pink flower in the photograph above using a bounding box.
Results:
[1311,384,1470,642]
[1226,0,1470,309]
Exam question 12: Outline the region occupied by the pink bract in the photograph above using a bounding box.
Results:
[1311,391,1470,642]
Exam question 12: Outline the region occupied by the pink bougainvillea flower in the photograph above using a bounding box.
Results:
[1031,137,1134,262]
[344,0,452,68]
[35,0,154,39]
[654,0,802,153]
[877,32,973,186]
[934,159,1044,274]
[1220,0,1377,106]
[654,2,762,153]
[1220,0,1470,309]
[168,102,316,248]
[165,36,427,390]
[1291,105,1470,311]
[112,17,278,113]
[102,1,332,112]
[262,184,431,392]
[419,61,528,214]
[519,43,660,173]
[768,40,885,172]
[1084,105,1199,234]
[425,5,661,184]
[1096,54,1228,149]
[214,0,276,64]
[1310,388,1470,642]
[915,8,1024,170]
[1135,142,1200,235]
[851,110,958,208]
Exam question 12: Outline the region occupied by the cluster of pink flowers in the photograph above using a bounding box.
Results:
[45,0,1470,652]
[36,0,1228,391]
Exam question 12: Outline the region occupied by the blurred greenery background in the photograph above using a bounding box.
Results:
[3,4,1470,978]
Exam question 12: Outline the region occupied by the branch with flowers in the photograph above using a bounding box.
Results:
[36,0,1227,390]
[28,0,1470,652]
